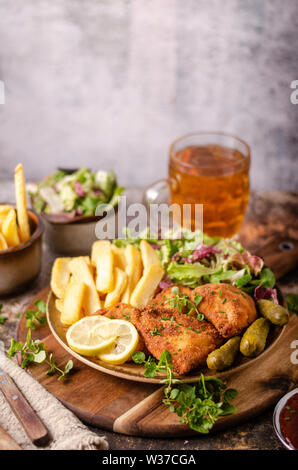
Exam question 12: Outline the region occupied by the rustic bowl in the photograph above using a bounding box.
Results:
[0,209,44,295]
[39,206,119,256]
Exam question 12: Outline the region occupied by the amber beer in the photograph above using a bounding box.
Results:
[169,133,250,238]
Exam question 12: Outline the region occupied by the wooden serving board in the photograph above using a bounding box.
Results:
[17,236,298,437]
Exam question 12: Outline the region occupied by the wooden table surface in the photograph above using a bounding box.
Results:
[0,183,297,450]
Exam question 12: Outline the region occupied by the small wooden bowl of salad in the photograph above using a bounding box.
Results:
[29,168,124,255]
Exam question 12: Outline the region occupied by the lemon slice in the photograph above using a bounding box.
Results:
[66,315,115,356]
[93,319,139,365]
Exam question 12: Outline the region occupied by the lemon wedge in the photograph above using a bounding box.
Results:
[66,315,115,356]
[93,319,139,365]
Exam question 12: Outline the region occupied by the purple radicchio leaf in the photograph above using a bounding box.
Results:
[254,284,278,304]
[74,181,86,197]
[192,244,222,261]
[159,279,174,289]
[228,250,264,276]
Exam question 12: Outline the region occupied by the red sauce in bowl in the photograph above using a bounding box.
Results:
[280,392,298,450]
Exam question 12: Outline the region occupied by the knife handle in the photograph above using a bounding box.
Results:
[0,371,50,446]
[0,425,22,450]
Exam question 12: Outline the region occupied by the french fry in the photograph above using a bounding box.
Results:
[0,204,14,214]
[55,299,64,313]
[92,240,114,293]
[2,209,20,247]
[104,268,127,308]
[139,240,161,270]
[121,244,142,304]
[70,257,101,314]
[0,214,7,229]
[130,264,164,307]
[83,256,91,265]
[60,277,85,326]
[0,232,8,250]
[14,163,30,243]
[111,244,126,271]
[50,257,73,298]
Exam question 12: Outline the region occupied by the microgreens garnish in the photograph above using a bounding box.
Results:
[132,349,238,433]
[8,329,73,381]
[167,287,201,317]
[0,304,7,324]
[194,294,203,306]
[25,299,47,329]
[222,298,227,304]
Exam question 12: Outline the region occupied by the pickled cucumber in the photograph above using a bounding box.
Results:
[257,299,289,326]
[207,336,241,370]
[240,318,270,357]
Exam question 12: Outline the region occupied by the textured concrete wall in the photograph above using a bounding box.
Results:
[0,0,297,190]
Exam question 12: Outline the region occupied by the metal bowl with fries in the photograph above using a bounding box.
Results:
[0,164,44,295]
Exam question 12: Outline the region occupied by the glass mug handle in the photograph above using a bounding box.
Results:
[142,178,178,208]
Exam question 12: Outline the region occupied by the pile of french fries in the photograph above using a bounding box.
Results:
[0,164,31,250]
[51,240,165,326]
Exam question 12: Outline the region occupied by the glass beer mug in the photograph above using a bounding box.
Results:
[144,132,250,238]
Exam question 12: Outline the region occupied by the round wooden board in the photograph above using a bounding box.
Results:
[17,286,298,438]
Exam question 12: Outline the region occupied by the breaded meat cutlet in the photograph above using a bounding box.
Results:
[94,303,149,356]
[190,283,257,338]
[133,306,224,375]
[149,286,194,315]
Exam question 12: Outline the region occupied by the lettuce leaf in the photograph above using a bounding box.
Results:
[167,261,219,287]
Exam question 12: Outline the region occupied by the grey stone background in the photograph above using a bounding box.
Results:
[0,0,297,190]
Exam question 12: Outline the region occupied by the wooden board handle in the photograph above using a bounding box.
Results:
[254,235,298,280]
[0,371,50,446]
[0,425,22,450]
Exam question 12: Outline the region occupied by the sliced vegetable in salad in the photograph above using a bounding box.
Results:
[29,168,124,216]
[114,228,277,299]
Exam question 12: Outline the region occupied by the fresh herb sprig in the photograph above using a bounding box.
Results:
[167,287,204,320]
[8,329,73,381]
[132,349,237,433]
[25,299,47,330]
[132,350,181,396]
[0,304,7,324]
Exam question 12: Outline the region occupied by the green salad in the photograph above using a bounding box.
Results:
[29,168,124,216]
[114,229,277,301]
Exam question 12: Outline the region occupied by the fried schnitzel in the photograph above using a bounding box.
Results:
[94,303,149,355]
[133,306,224,375]
[191,283,257,338]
